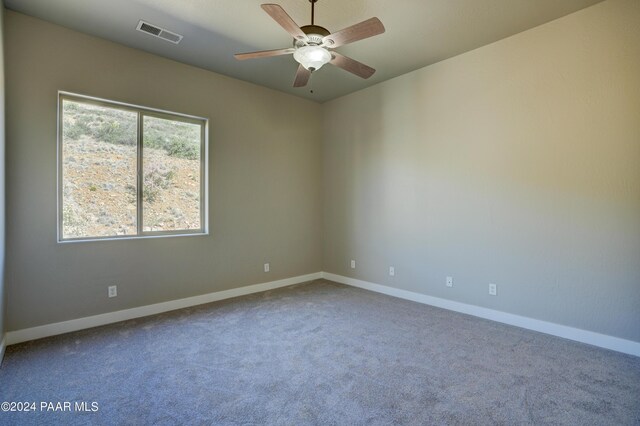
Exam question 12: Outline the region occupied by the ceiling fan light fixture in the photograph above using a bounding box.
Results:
[293,45,332,71]
[235,3,385,87]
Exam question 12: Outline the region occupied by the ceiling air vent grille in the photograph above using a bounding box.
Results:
[136,20,183,44]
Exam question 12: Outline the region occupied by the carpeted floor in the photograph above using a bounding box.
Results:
[1,279,639,425]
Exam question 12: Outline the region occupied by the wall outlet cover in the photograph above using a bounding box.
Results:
[489,283,497,296]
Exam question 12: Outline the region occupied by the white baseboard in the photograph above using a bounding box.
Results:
[0,335,6,366]
[6,272,322,345]
[322,272,640,358]
[6,271,639,358]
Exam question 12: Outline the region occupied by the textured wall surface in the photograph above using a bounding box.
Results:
[5,11,323,330]
[322,0,640,341]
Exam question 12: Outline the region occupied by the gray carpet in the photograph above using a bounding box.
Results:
[1,279,639,425]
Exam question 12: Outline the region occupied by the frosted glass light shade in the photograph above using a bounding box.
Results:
[293,46,332,71]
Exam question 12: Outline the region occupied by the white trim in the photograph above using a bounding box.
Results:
[6,272,322,345]
[0,335,6,366]
[322,272,640,358]
[6,271,638,358]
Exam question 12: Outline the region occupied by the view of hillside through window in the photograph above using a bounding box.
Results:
[143,116,201,232]
[60,97,204,240]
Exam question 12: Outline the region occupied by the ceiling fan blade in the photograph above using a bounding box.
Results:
[330,52,376,79]
[234,48,295,61]
[261,4,308,42]
[293,64,312,87]
[322,17,385,48]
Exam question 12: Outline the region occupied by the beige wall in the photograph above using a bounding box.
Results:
[5,11,323,330]
[0,1,6,338]
[322,0,640,342]
[4,0,639,343]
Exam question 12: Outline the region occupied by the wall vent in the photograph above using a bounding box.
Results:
[136,20,183,44]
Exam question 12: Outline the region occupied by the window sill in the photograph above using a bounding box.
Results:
[57,231,209,244]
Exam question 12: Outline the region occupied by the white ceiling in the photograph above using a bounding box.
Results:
[5,0,604,103]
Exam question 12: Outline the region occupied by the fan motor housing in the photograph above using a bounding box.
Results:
[301,24,330,37]
[295,24,330,47]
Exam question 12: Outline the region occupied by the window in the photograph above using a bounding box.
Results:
[58,93,207,241]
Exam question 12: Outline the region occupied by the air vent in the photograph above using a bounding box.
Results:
[136,20,183,44]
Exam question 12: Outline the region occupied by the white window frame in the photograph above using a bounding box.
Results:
[57,91,209,243]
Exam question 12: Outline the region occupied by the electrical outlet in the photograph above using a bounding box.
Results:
[264,263,270,273]
[446,276,453,287]
[489,283,497,296]
[350,260,356,269]
[108,285,117,298]
[389,266,395,276]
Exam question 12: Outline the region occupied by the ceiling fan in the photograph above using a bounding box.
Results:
[234,0,385,88]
